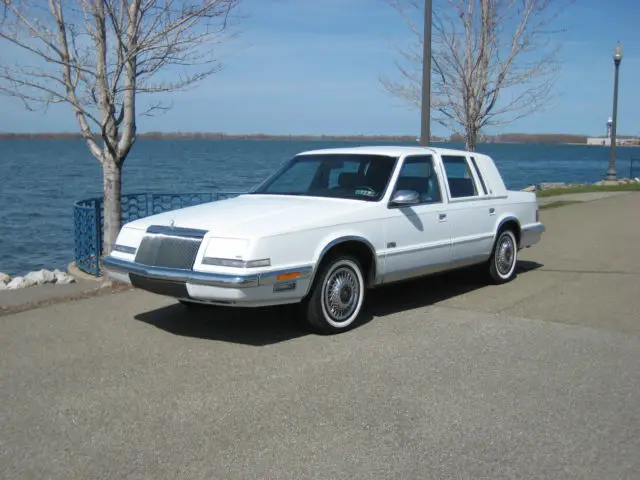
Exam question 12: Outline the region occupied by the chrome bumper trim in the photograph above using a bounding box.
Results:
[522,224,546,234]
[519,223,545,248]
[103,256,313,289]
[104,256,259,288]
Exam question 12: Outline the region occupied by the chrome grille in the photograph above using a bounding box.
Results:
[134,226,206,270]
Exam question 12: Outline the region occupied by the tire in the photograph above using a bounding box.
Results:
[488,229,518,284]
[302,255,366,334]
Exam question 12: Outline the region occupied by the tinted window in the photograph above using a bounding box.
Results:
[328,159,361,189]
[393,155,441,203]
[441,155,478,198]
[252,154,397,201]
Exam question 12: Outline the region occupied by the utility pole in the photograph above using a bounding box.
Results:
[420,0,432,146]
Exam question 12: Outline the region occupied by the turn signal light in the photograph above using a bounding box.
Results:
[277,272,301,281]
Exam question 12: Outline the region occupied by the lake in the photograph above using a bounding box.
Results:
[0,139,636,276]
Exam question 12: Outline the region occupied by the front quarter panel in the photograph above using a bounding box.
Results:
[248,209,387,283]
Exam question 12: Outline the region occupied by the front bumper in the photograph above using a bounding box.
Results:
[103,255,313,305]
[104,255,262,288]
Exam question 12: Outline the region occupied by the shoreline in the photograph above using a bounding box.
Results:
[1,132,639,146]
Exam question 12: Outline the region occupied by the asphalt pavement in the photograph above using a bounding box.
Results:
[1,192,639,479]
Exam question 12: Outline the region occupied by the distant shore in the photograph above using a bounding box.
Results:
[1,131,639,146]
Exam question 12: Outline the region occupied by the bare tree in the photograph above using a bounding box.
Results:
[0,0,239,257]
[381,0,573,151]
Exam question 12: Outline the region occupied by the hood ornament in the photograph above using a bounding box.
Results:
[170,219,175,229]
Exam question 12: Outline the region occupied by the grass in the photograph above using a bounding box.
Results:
[539,200,582,210]
[536,183,640,198]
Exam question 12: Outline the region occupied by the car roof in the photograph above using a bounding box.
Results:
[295,145,473,158]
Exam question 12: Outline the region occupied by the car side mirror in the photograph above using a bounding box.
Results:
[390,189,420,206]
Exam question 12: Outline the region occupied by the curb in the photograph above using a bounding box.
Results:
[67,261,103,282]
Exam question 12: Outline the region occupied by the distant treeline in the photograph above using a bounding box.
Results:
[448,133,590,144]
[0,131,421,142]
[1,131,637,144]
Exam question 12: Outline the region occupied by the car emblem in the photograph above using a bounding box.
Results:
[170,219,175,229]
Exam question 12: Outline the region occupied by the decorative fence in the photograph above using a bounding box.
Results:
[73,191,244,276]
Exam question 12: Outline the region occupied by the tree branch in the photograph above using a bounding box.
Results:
[380,0,575,150]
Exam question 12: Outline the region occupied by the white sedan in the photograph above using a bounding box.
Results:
[104,146,545,334]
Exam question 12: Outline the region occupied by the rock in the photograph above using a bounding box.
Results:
[0,272,10,285]
[6,276,37,290]
[25,269,56,286]
[0,282,6,291]
[539,182,567,190]
[521,185,536,192]
[54,270,76,285]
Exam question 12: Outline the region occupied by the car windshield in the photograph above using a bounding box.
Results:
[251,154,398,201]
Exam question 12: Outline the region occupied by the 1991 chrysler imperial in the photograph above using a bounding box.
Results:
[104,146,545,334]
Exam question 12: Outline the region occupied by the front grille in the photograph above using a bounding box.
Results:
[135,232,203,270]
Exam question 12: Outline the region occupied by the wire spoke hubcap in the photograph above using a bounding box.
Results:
[324,266,360,322]
[496,234,515,275]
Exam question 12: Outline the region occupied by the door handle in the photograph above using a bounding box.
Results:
[489,207,496,215]
[438,213,447,221]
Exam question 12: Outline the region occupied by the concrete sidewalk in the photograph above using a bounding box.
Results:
[0,274,131,315]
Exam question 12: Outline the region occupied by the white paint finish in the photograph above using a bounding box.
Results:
[106,145,545,307]
[381,203,452,283]
[124,194,378,241]
[472,152,508,197]
[186,281,311,307]
[446,200,497,260]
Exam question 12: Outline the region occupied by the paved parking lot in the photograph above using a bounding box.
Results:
[1,193,639,479]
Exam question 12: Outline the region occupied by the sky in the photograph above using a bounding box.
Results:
[0,0,638,137]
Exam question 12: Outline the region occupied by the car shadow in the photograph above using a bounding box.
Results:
[134,303,309,346]
[133,260,543,346]
[359,260,543,321]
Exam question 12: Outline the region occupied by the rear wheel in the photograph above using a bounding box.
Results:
[488,229,518,284]
[302,255,366,334]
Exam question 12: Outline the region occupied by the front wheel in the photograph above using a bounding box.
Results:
[302,255,366,334]
[488,229,518,284]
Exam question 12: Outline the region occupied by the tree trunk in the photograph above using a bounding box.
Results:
[465,129,478,152]
[102,156,122,257]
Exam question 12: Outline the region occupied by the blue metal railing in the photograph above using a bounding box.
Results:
[73,191,244,276]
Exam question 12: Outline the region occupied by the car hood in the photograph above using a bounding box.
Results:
[124,194,375,238]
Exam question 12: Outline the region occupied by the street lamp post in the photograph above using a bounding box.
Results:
[605,41,623,181]
[420,0,432,146]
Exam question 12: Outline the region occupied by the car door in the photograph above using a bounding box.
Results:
[381,154,452,284]
[439,154,495,263]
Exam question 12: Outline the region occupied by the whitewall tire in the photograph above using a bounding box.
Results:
[488,229,518,284]
[303,255,366,334]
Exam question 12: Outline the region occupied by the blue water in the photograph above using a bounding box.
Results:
[0,139,635,276]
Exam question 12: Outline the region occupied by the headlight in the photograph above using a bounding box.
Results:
[202,237,270,268]
[113,226,144,255]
